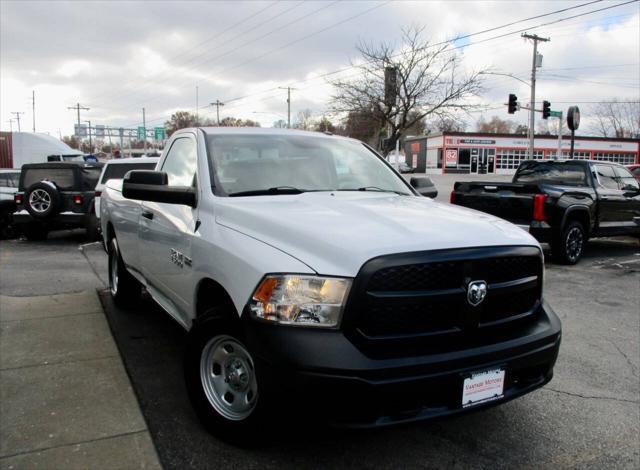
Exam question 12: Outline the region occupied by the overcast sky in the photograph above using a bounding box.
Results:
[1,0,638,138]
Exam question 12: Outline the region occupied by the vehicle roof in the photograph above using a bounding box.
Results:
[103,157,159,165]
[21,162,104,169]
[184,126,359,143]
[521,159,626,167]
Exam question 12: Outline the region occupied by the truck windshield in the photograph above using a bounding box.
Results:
[514,161,587,186]
[206,134,412,196]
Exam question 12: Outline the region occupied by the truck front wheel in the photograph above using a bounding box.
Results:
[108,238,141,307]
[552,220,585,265]
[184,311,265,445]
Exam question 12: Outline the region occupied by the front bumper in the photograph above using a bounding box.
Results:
[243,300,561,427]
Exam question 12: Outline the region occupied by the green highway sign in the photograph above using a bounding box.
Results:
[137,126,146,140]
[154,127,166,140]
[549,110,562,118]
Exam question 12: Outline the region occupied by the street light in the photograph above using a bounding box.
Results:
[479,71,530,87]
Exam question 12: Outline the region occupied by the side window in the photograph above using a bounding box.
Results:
[595,165,620,190]
[161,137,197,187]
[613,166,639,191]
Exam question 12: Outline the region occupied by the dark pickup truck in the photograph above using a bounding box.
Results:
[451,160,640,264]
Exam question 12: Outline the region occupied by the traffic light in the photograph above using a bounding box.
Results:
[508,94,518,114]
[542,100,551,119]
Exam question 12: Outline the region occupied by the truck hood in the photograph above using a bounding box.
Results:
[215,192,539,277]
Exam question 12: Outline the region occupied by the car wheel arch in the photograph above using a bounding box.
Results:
[194,277,238,326]
[561,206,591,236]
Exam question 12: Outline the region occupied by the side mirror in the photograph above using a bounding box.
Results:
[410,176,438,199]
[122,170,196,207]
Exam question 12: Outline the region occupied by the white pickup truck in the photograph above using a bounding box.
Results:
[100,128,561,443]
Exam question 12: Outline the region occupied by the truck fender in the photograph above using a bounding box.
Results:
[560,205,592,235]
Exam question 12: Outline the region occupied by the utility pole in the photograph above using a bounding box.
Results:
[84,120,92,153]
[195,86,199,126]
[522,33,549,159]
[278,87,295,128]
[67,103,90,136]
[11,112,24,132]
[211,100,225,125]
[7,119,14,132]
[142,107,147,150]
[31,90,36,132]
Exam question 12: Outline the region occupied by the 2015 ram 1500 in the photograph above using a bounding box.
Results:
[100,128,561,443]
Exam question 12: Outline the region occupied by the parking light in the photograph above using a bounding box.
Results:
[250,275,351,327]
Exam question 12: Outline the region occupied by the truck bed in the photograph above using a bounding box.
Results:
[452,181,542,225]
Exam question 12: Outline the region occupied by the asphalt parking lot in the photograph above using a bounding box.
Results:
[1,221,638,469]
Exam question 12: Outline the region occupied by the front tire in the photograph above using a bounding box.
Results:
[552,220,585,265]
[108,238,141,307]
[184,311,264,445]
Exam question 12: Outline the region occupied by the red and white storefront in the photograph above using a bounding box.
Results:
[404,132,640,175]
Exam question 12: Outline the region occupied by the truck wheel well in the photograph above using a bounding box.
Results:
[106,222,115,244]
[565,209,590,235]
[195,278,237,320]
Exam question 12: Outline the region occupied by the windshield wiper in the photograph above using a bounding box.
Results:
[228,186,307,197]
[338,186,409,196]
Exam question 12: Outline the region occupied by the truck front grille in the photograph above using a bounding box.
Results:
[343,246,543,357]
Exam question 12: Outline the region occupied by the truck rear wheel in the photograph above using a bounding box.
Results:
[552,220,585,265]
[184,311,265,445]
[108,238,141,307]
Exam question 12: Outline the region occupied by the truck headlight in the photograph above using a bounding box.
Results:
[249,275,351,327]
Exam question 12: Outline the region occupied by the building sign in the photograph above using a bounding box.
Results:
[459,139,496,145]
[410,142,420,153]
[445,149,458,167]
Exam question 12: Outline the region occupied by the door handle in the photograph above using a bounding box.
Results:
[141,210,154,220]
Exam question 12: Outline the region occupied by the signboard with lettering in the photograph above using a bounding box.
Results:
[95,125,105,137]
[445,149,458,167]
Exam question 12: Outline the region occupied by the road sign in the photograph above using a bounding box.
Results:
[567,106,580,131]
[95,125,105,137]
[549,110,562,118]
[74,123,87,137]
[137,126,146,140]
[154,127,166,140]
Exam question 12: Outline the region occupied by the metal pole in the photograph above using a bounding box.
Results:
[85,120,92,153]
[142,107,146,150]
[287,87,291,129]
[7,119,13,132]
[570,129,575,159]
[522,34,549,159]
[32,90,35,132]
[556,112,563,159]
[195,86,199,126]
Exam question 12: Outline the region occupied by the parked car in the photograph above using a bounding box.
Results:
[100,128,560,443]
[398,162,415,173]
[409,175,437,198]
[12,162,103,241]
[95,157,159,219]
[0,169,21,238]
[626,164,640,182]
[451,160,640,264]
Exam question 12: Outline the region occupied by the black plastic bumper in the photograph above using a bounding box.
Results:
[13,211,89,229]
[528,221,553,243]
[243,300,561,427]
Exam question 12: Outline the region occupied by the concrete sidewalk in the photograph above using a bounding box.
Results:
[0,237,161,469]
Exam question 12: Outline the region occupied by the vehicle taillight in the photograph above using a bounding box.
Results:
[95,190,102,197]
[450,190,456,204]
[533,194,548,221]
[73,194,83,205]
[14,194,22,204]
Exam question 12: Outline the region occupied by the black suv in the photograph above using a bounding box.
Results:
[13,162,103,241]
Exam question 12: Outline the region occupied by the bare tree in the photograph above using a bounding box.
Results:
[591,99,640,138]
[426,115,467,134]
[293,109,314,130]
[330,26,485,154]
[476,116,514,134]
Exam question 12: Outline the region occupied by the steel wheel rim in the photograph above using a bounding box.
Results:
[200,335,258,421]
[29,189,51,213]
[109,249,118,296]
[566,227,583,261]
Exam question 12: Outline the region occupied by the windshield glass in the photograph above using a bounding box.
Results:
[206,134,412,196]
[514,161,587,186]
[101,162,157,184]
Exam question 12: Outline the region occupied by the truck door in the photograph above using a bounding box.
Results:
[593,164,628,235]
[138,135,199,323]
[613,165,640,233]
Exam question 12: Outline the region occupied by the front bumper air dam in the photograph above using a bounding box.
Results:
[242,299,561,428]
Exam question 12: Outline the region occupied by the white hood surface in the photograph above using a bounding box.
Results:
[215,192,539,277]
